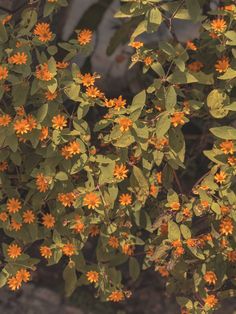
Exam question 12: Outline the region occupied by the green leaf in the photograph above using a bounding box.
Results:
[146,7,162,32]
[210,126,236,140]
[207,89,229,118]
[185,0,201,22]
[0,23,8,43]
[129,257,140,281]
[218,68,236,80]
[180,224,191,239]
[168,221,180,241]
[156,112,171,138]
[55,171,68,181]
[63,265,77,297]
[165,86,176,110]
[64,83,81,101]
[37,103,48,122]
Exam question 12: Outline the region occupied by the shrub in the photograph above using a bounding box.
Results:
[0,0,236,313]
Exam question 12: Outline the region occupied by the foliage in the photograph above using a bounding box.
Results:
[0,0,236,313]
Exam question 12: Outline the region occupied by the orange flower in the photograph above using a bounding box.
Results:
[0,160,8,172]
[7,198,21,214]
[156,266,169,277]
[27,114,37,131]
[129,41,143,49]
[56,61,69,69]
[34,23,52,42]
[227,250,236,262]
[67,141,81,155]
[39,126,49,141]
[220,206,230,215]
[220,140,234,154]
[204,271,217,285]
[214,171,227,184]
[114,164,128,180]
[52,114,67,130]
[86,86,103,98]
[108,236,119,249]
[149,184,158,197]
[114,95,126,110]
[10,219,22,231]
[62,243,76,256]
[122,243,134,256]
[228,156,236,166]
[186,238,197,247]
[0,211,8,222]
[171,112,185,127]
[8,52,28,65]
[211,19,227,33]
[42,213,55,228]
[0,114,11,126]
[16,268,30,283]
[117,117,133,132]
[61,146,72,159]
[40,246,52,259]
[14,118,30,134]
[119,193,132,206]
[108,291,124,302]
[16,106,25,116]
[224,5,235,11]
[7,243,22,259]
[45,90,57,101]
[57,192,75,207]
[79,73,96,87]
[23,210,35,224]
[36,63,53,81]
[36,173,49,193]
[86,271,99,283]
[169,201,180,211]
[187,61,203,72]
[7,276,21,291]
[103,99,115,108]
[204,295,218,308]
[2,15,12,25]
[186,41,197,51]
[156,172,162,184]
[83,192,101,209]
[144,56,153,66]
[77,29,92,45]
[0,65,8,80]
[72,215,84,233]
[219,217,233,236]
[183,207,192,218]
[215,57,229,73]
[89,225,100,237]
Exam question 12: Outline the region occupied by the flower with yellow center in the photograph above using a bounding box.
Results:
[23,210,35,224]
[36,173,49,193]
[77,29,92,45]
[83,192,101,209]
[169,201,180,211]
[34,23,53,42]
[0,65,8,80]
[79,73,96,87]
[13,119,30,134]
[219,217,233,236]
[52,114,67,130]
[114,95,126,110]
[107,291,125,302]
[204,295,218,308]
[58,192,75,207]
[86,86,103,98]
[204,271,217,285]
[7,198,21,214]
[119,193,132,206]
[7,243,22,259]
[171,112,185,127]
[40,246,52,259]
[114,164,128,180]
[8,52,28,65]
[186,41,197,51]
[7,276,22,291]
[0,114,11,126]
[67,141,81,155]
[36,63,53,81]
[117,117,133,132]
[215,56,229,73]
[220,140,234,154]
[42,213,55,229]
[86,271,99,283]
[211,18,227,33]
[214,171,227,184]
[62,243,76,256]
[39,126,49,141]
[16,268,30,283]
